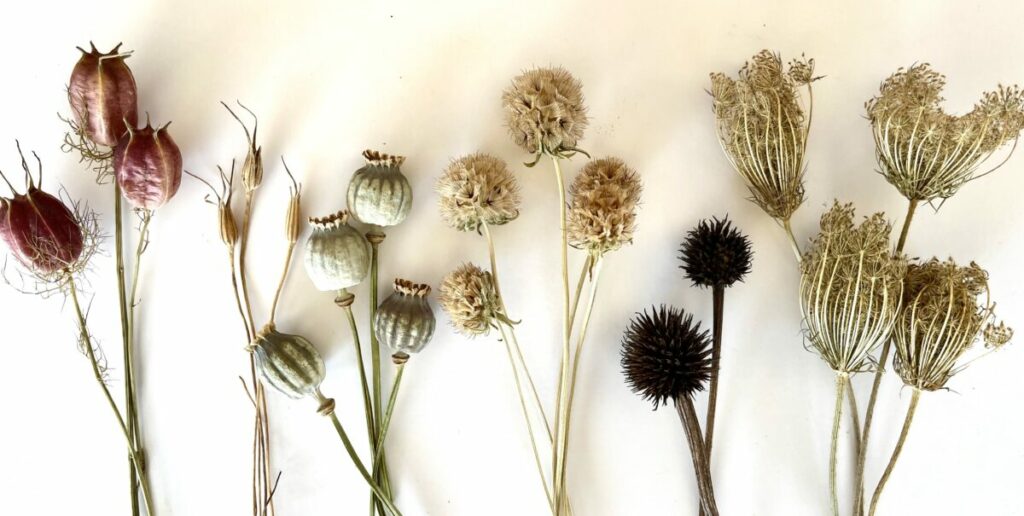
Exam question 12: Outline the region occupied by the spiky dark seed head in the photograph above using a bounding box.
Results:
[679,216,753,288]
[620,305,713,407]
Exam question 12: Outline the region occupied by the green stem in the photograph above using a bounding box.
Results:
[829,374,847,516]
[371,363,405,477]
[854,199,917,515]
[868,389,921,516]
[68,276,155,516]
[114,185,141,516]
[550,156,572,515]
[340,300,378,456]
[326,409,402,516]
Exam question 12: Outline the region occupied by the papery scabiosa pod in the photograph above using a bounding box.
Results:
[68,43,139,147]
[248,324,326,400]
[436,153,521,232]
[374,279,436,362]
[304,210,371,291]
[502,67,589,158]
[347,150,412,227]
[438,263,499,336]
[566,157,642,258]
[0,146,85,276]
[113,121,183,210]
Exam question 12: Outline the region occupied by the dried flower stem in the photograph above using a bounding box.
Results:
[854,199,918,515]
[268,243,295,325]
[68,276,155,516]
[696,286,725,516]
[326,411,403,516]
[782,219,802,263]
[675,395,719,516]
[370,362,405,492]
[551,156,573,516]
[829,373,848,516]
[239,192,258,336]
[868,389,921,516]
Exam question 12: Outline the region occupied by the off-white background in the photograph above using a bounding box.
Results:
[1,1,1022,515]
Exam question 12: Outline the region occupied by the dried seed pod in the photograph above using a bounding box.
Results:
[68,43,139,147]
[567,157,642,258]
[0,147,85,276]
[621,305,714,407]
[303,210,371,291]
[347,150,412,227]
[678,216,753,289]
[502,67,588,157]
[436,153,521,232]
[219,203,238,248]
[438,263,500,336]
[113,121,183,210]
[375,279,436,361]
[248,324,326,399]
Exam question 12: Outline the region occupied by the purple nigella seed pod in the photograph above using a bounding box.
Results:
[68,43,139,147]
[113,122,183,210]
[0,186,84,275]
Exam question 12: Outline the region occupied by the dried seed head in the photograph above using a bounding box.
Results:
[68,43,139,148]
[437,153,521,232]
[219,203,238,248]
[303,210,371,291]
[347,150,413,227]
[375,278,436,360]
[799,202,907,374]
[221,101,264,193]
[867,64,1024,203]
[248,324,326,400]
[893,259,1007,390]
[502,67,588,158]
[620,305,713,407]
[566,157,642,258]
[678,216,753,288]
[282,159,302,245]
[438,263,500,337]
[710,50,818,221]
[113,120,183,210]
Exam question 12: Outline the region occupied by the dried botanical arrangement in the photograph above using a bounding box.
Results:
[437,67,641,514]
[711,51,1021,515]
[48,42,182,515]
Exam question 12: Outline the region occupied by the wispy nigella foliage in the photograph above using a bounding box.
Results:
[710,50,819,222]
[679,216,753,288]
[893,258,1010,391]
[799,202,907,373]
[867,64,1024,204]
[621,305,713,407]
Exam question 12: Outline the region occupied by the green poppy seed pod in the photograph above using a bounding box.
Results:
[375,279,436,363]
[248,324,325,400]
[304,210,371,291]
[347,150,412,227]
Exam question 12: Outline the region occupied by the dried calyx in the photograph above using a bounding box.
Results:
[799,202,907,373]
[437,153,521,232]
[304,210,371,291]
[893,258,1010,391]
[347,149,412,227]
[621,305,714,407]
[566,157,642,258]
[113,119,183,210]
[221,101,263,193]
[374,279,437,362]
[438,263,500,336]
[679,216,753,288]
[867,64,1024,204]
[502,67,589,161]
[710,50,818,221]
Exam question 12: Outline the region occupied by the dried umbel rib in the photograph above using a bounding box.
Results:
[710,50,818,221]
[248,324,326,400]
[113,121,183,210]
[867,64,1024,203]
[68,43,139,147]
[438,263,500,337]
[799,202,907,373]
[893,259,1010,391]
[502,67,588,158]
[436,153,521,232]
[566,157,642,258]
[304,210,371,291]
[374,279,436,361]
[347,150,412,227]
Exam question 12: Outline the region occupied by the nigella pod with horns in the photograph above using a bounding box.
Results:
[68,43,138,147]
[113,120,183,210]
[375,279,436,362]
[304,210,372,291]
[347,150,412,227]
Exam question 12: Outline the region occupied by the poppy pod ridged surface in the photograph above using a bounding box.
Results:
[248,324,326,400]
[304,210,371,291]
[113,122,183,210]
[68,43,139,147]
[375,279,436,360]
[0,186,84,275]
[347,150,412,227]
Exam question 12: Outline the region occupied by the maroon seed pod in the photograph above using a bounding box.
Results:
[113,122,183,210]
[0,185,84,276]
[68,43,139,147]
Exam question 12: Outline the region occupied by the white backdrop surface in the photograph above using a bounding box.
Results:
[1,1,1022,515]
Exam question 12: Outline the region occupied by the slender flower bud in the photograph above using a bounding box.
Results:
[241,144,264,193]
[438,263,500,336]
[68,43,139,147]
[113,121,183,210]
[219,203,238,248]
[374,279,436,363]
[347,150,412,227]
[248,324,326,400]
[566,157,642,258]
[303,210,371,291]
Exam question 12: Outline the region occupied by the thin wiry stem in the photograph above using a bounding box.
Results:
[868,389,921,516]
[829,373,847,516]
[550,156,573,516]
[113,184,141,516]
[338,296,381,516]
[326,410,403,516]
[698,286,725,516]
[125,209,152,516]
[676,396,719,516]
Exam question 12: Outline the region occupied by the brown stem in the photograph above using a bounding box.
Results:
[698,286,725,516]
[676,396,719,516]
[868,389,921,516]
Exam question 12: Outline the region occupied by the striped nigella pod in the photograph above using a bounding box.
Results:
[374,279,436,363]
[346,149,412,227]
[248,324,326,400]
[304,210,371,291]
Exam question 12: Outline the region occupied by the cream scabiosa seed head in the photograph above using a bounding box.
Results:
[438,263,500,336]
[436,153,521,232]
[566,157,642,258]
[502,67,588,160]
